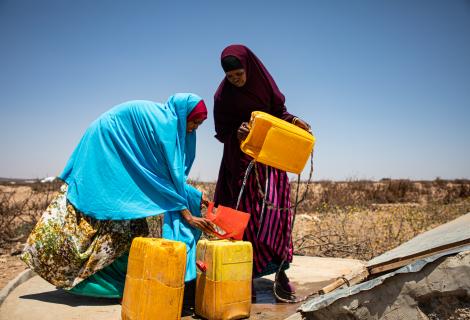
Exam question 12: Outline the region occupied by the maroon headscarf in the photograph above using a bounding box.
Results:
[214,45,293,143]
[213,45,295,207]
[187,100,208,122]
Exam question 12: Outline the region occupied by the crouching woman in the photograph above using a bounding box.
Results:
[21,93,214,298]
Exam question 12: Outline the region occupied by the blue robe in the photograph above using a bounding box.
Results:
[60,93,204,289]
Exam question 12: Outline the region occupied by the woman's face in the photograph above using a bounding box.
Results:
[225,69,247,87]
[186,118,205,133]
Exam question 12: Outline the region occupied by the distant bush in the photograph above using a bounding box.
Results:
[1,178,469,260]
[292,198,470,260]
[291,179,470,212]
[0,182,59,250]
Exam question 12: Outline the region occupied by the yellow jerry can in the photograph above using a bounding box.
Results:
[195,239,253,320]
[121,237,187,320]
[240,111,315,174]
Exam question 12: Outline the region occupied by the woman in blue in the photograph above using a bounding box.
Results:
[21,93,214,298]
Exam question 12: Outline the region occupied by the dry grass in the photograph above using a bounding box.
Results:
[192,179,470,260]
[293,199,470,260]
[1,178,469,262]
[0,181,60,251]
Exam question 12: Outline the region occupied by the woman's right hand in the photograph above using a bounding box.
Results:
[181,209,216,235]
[237,122,250,141]
[293,117,311,133]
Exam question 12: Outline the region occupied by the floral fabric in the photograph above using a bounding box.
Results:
[21,184,148,289]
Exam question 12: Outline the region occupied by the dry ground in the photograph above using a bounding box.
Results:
[1,179,469,290]
[0,255,26,290]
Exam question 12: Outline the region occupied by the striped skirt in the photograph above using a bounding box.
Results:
[238,161,293,277]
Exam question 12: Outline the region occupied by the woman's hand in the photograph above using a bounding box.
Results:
[181,209,216,235]
[293,117,311,133]
[237,122,250,141]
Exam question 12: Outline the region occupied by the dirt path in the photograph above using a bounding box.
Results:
[0,254,26,290]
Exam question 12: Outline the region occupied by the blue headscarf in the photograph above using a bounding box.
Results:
[60,93,203,221]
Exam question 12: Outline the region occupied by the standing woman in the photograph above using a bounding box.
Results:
[22,93,214,299]
[213,45,310,299]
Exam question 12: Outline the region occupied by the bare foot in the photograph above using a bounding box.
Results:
[277,270,296,294]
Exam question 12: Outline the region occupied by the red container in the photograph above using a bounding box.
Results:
[205,202,250,240]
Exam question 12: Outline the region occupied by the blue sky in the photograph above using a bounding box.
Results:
[1,0,469,181]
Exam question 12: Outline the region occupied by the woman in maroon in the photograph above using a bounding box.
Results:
[213,44,310,299]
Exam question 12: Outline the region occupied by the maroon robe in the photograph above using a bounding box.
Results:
[213,45,295,276]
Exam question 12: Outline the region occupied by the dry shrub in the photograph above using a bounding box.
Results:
[292,199,470,260]
[290,179,470,260]
[0,181,59,251]
[292,179,470,210]
[1,178,469,261]
[189,180,216,200]
[191,178,470,260]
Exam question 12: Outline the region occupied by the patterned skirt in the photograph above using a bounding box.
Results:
[21,185,150,293]
[238,162,294,277]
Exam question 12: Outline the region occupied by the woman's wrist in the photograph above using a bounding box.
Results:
[180,209,192,222]
[292,117,311,132]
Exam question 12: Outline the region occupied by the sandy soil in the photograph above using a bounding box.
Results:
[0,254,27,290]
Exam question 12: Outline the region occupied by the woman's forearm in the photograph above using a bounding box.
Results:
[180,208,192,222]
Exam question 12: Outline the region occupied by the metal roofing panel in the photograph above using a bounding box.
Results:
[300,245,470,312]
[367,212,470,267]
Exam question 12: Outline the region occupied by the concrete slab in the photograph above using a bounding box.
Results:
[0,275,121,320]
[0,256,364,320]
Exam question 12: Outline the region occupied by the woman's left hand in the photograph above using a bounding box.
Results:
[293,118,311,132]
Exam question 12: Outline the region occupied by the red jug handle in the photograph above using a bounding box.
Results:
[206,201,215,220]
[196,260,207,272]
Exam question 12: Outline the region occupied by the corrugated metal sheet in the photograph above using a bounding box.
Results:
[300,245,470,312]
[300,212,470,313]
[367,212,470,267]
